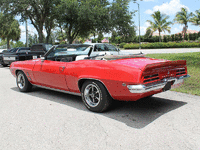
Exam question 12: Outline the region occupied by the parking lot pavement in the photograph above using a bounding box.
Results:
[0,66,200,150]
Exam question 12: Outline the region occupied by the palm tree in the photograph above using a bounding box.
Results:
[174,7,193,39]
[190,9,200,27]
[0,13,21,49]
[147,11,172,42]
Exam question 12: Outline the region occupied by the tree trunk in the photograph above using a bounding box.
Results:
[38,23,44,43]
[68,36,74,44]
[46,33,50,43]
[7,38,10,49]
[159,31,161,42]
[183,25,188,39]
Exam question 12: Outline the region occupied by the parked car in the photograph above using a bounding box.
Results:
[10,44,190,112]
[0,43,52,67]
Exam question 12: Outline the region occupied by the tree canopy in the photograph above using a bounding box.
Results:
[147,11,172,42]
[174,7,193,38]
[0,0,58,43]
[0,0,135,44]
[0,13,21,48]
[190,9,200,27]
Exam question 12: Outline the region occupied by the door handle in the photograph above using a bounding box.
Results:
[59,66,65,72]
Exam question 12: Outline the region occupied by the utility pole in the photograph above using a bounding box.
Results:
[26,20,28,47]
[133,0,142,49]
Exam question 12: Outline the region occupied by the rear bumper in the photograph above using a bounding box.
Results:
[127,75,190,93]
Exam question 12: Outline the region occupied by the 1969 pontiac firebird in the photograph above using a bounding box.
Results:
[10,44,190,112]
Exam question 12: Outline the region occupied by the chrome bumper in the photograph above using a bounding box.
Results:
[127,75,190,94]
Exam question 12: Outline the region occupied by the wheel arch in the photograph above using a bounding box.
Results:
[15,69,25,76]
[78,78,114,99]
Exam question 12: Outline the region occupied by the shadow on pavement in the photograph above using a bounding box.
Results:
[11,86,187,129]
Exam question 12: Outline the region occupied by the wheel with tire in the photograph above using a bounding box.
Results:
[0,61,7,67]
[2,64,7,67]
[16,71,32,92]
[81,80,113,112]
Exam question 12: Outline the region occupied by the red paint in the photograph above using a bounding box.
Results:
[10,57,188,101]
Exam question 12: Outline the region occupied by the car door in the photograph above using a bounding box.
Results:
[33,59,69,91]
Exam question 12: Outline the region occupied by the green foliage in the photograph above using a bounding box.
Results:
[28,34,38,47]
[144,29,152,38]
[119,42,126,48]
[171,34,175,41]
[178,33,183,41]
[12,41,25,48]
[97,32,104,43]
[0,13,21,49]
[123,42,200,49]
[56,0,110,44]
[190,9,200,27]
[174,34,179,41]
[110,30,117,43]
[110,0,134,37]
[174,7,193,38]
[147,11,172,42]
[1,0,59,43]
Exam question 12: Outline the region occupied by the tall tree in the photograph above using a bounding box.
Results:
[190,9,200,27]
[0,13,21,49]
[110,0,135,38]
[1,0,59,43]
[174,7,193,39]
[147,11,172,42]
[56,0,110,44]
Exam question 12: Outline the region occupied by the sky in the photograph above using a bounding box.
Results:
[130,0,200,36]
[19,0,200,43]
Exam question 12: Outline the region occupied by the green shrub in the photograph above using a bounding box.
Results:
[119,42,126,48]
[123,42,200,49]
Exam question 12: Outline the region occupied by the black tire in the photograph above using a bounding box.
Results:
[2,64,7,67]
[16,71,32,92]
[81,80,113,112]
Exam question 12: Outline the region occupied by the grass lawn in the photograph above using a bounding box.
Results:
[146,52,200,96]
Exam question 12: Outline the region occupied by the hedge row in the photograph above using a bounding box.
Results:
[123,42,200,49]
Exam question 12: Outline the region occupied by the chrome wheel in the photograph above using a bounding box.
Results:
[84,83,101,107]
[17,74,25,89]
[81,80,113,112]
[16,71,32,92]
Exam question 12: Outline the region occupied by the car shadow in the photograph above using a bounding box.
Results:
[11,86,187,129]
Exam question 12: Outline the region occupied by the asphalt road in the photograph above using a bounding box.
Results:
[0,66,200,150]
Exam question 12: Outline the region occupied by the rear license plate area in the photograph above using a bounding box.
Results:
[163,82,171,91]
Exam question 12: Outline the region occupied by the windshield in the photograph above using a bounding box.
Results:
[47,44,91,58]
[94,44,118,51]
[10,48,18,53]
[45,44,53,51]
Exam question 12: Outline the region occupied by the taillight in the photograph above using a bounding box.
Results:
[143,73,160,83]
[176,68,186,76]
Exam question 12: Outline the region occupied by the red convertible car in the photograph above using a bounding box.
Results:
[10,44,190,112]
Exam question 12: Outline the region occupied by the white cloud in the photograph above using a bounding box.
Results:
[145,0,189,15]
[136,22,150,35]
[143,0,154,1]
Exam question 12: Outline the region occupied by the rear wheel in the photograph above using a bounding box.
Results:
[81,80,112,112]
[16,71,32,92]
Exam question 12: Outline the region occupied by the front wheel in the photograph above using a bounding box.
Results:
[16,71,32,92]
[81,80,112,112]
